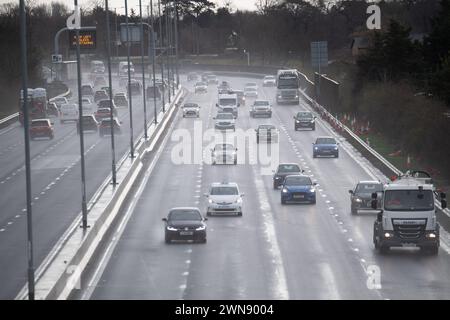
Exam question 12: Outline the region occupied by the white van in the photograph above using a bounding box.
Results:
[60,103,79,123]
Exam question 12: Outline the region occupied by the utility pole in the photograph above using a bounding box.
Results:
[174,1,179,88]
[165,2,171,103]
[149,0,158,125]
[19,0,35,300]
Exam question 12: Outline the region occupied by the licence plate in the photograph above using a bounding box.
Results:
[180,231,193,236]
[402,243,417,247]
[293,195,304,199]
[218,205,230,209]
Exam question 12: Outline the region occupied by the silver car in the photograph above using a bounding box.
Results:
[213,112,235,131]
[182,103,200,118]
[205,182,244,216]
[211,143,237,165]
[250,100,272,118]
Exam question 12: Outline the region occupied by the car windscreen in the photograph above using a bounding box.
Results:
[210,186,238,195]
[258,125,275,130]
[196,82,206,86]
[215,144,234,150]
[355,183,383,194]
[245,83,256,87]
[31,120,48,127]
[219,98,237,106]
[264,76,275,80]
[297,112,313,119]
[254,101,269,106]
[245,87,257,91]
[278,165,301,173]
[384,190,434,211]
[183,103,198,108]
[284,176,312,186]
[316,138,336,145]
[216,113,233,120]
[169,210,202,221]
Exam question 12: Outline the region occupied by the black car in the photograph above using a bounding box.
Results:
[349,181,383,215]
[99,118,122,137]
[273,163,303,189]
[294,111,316,130]
[162,207,207,243]
[97,99,118,116]
[77,115,99,134]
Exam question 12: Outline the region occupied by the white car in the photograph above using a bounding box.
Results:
[205,182,244,216]
[50,97,68,109]
[211,143,237,165]
[244,86,258,98]
[213,112,235,131]
[60,103,79,123]
[263,75,276,87]
[182,103,200,117]
[250,100,272,118]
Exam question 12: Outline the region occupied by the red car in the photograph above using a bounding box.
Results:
[30,119,54,140]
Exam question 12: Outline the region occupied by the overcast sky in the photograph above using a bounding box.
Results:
[0,0,258,13]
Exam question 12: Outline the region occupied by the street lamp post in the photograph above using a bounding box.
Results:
[124,0,135,159]
[19,0,35,300]
[105,0,117,185]
[165,3,171,103]
[244,49,250,66]
[157,0,166,112]
[138,0,148,140]
[149,0,158,126]
[174,1,179,88]
[74,0,89,230]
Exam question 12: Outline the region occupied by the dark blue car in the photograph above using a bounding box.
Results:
[313,136,339,158]
[281,175,317,204]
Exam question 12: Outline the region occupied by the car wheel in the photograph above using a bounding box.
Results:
[183,115,185,118]
[206,211,211,217]
[273,182,278,189]
[311,199,316,205]
[281,199,286,205]
[351,207,357,215]
[49,134,54,140]
[313,153,317,158]
[237,212,242,217]
[294,126,297,131]
[201,238,207,244]
[165,235,172,244]
[256,137,259,144]
[335,153,339,158]
[379,244,389,254]
[312,125,316,131]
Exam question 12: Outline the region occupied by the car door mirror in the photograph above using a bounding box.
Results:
[241,193,245,197]
[204,217,208,221]
[204,193,209,197]
[162,218,167,222]
[212,117,216,119]
[215,103,218,107]
[349,190,354,194]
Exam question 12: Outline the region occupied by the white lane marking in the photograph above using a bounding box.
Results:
[319,263,341,300]
[252,166,289,299]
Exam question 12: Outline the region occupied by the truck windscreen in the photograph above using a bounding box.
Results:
[277,77,298,89]
[384,190,434,211]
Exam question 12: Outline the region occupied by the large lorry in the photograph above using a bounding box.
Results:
[372,171,447,255]
[19,88,48,126]
[276,69,300,105]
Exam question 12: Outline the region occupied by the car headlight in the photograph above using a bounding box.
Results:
[208,199,214,204]
[195,225,206,231]
[426,233,436,239]
[310,187,316,193]
[334,146,338,150]
[384,232,393,238]
[236,198,242,204]
[295,120,300,123]
[355,198,363,203]
[314,147,318,150]
[167,226,177,231]
[275,176,281,180]
[282,188,288,193]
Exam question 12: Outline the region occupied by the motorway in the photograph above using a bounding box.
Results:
[74,74,450,300]
[0,70,171,299]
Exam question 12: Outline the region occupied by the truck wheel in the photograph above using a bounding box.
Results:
[379,244,389,254]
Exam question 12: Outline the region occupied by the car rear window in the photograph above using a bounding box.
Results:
[254,101,269,106]
[355,183,383,193]
[31,120,48,127]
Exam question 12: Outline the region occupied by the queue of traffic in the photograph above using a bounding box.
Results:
[169,70,448,256]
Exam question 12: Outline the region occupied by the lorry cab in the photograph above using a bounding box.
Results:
[372,174,446,255]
